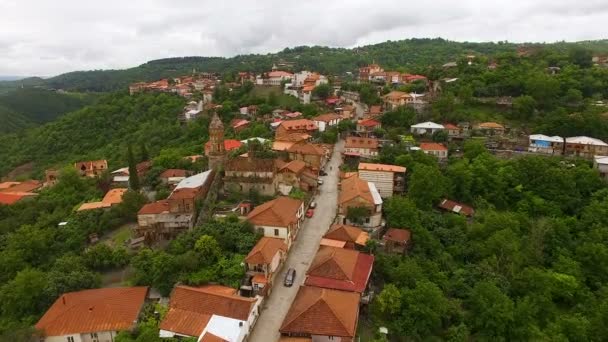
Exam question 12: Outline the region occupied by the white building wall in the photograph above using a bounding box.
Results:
[358,170,393,197]
[312,335,344,342]
[270,251,282,273]
[45,331,117,342]
[45,335,83,342]
[253,225,289,241]
[315,121,328,132]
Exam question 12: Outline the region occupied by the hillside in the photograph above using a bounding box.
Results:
[4,38,608,93]
[0,88,99,134]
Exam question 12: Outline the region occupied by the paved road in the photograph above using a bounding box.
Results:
[249,140,344,342]
[353,101,366,120]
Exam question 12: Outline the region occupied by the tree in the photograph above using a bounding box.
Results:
[400,281,450,338]
[569,47,593,68]
[408,164,448,209]
[194,235,222,266]
[139,144,150,162]
[127,144,140,190]
[346,206,371,225]
[0,268,49,321]
[312,83,332,100]
[512,95,536,120]
[467,281,514,339]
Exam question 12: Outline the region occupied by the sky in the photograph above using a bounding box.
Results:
[1,0,607,76]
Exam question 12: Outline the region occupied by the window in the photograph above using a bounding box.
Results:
[257,227,264,235]
[365,217,370,224]
[67,337,75,342]
[274,229,279,236]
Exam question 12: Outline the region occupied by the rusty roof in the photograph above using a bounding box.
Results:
[339,176,373,205]
[287,142,325,156]
[280,286,360,337]
[245,237,287,265]
[358,162,406,173]
[383,228,411,243]
[160,169,189,178]
[138,200,170,215]
[305,246,374,293]
[323,224,369,246]
[35,287,148,336]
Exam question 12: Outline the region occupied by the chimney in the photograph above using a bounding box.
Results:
[62,296,66,305]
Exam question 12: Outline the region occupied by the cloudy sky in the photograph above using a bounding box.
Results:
[1,0,607,76]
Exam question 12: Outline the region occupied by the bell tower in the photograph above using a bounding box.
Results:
[208,112,226,170]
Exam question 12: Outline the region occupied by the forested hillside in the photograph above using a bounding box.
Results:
[0,88,99,134]
[4,38,608,92]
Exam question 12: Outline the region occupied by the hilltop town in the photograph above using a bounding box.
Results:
[2,42,608,342]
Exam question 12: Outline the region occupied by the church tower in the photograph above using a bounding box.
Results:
[208,112,226,170]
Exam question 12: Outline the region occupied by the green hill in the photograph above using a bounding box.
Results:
[0,88,99,134]
[4,38,608,93]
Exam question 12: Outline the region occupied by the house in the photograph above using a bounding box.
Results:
[45,169,60,187]
[564,136,608,158]
[382,90,412,110]
[305,246,374,293]
[244,237,288,296]
[358,63,384,82]
[444,123,461,138]
[356,118,382,137]
[77,188,128,211]
[420,142,448,160]
[275,159,319,194]
[36,287,148,342]
[275,119,318,139]
[110,161,151,187]
[266,70,294,86]
[367,105,382,117]
[594,156,608,180]
[313,113,342,132]
[322,224,369,250]
[475,122,505,136]
[344,137,379,159]
[287,141,327,170]
[338,104,356,119]
[74,160,108,178]
[0,180,42,193]
[204,139,242,156]
[438,198,475,217]
[410,122,444,135]
[358,162,406,198]
[159,169,192,186]
[224,155,277,196]
[382,228,411,254]
[159,285,262,341]
[136,171,215,242]
[528,134,564,154]
[338,175,383,228]
[231,119,251,133]
[246,196,304,248]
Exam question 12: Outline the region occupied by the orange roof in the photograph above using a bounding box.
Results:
[36,287,148,336]
[357,118,381,128]
[201,333,229,342]
[204,139,242,154]
[273,141,296,151]
[245,237,287,265]
[323,224,369,246]
[320,238,347,248]
[358,162,406,173]
[247,197,303,228]
[77,202,111,211]
[287,142,325,156]
[138,200,170,215]
[345,137,379,149]
[161,308,211,337]
[419,142,448,151]
[168,187,200,200]
[383,228,411,243]
[305,246,374,293]
[278,159,307,175]
[369,105,382,115]
[102,188,127,205]
[477,122,504,129]
[279,119,318,132]
[280,286,360,337]
[443,123,459,130]
[383,90,410,100]
[268,71,293,78]
[314,113,342,123]
[0,192,37,205]
[276,132,311,143]
[0,180,42,193]
[339,176,373,205]
[162,285,256,325]
[252,274,269,285]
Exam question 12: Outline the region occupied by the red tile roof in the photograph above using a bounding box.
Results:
[383,228,411,243]
[313,113,342,123]
[160,169,189,178]
[0,192,37,205]
[345,137,379,149]
[280,286,360,338]
[438,198,475,217]
[138,200,169,215]
[304,246,374,293]
[323,224,369,247]
[0,180,42,193]
[443,123,459,130]
[245,237,287,265]
[247,197,303,228]
[204,139,242,154]
[357,119,381,128]
[36,287,148,336]
[279,119,318,132]
[358,162,406,173]
[161,308,211,337]
[419,142,447,151]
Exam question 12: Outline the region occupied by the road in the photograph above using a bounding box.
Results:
[249,140,344,342]
[353,101,366,119]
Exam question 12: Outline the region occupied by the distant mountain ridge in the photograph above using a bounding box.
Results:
[3,38,608,93]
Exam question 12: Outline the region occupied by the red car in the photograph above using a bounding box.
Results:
[306,209,314,218]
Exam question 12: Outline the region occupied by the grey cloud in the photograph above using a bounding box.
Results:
[0,0,607,76]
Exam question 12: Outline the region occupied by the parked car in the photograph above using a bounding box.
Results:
[309,201,317,209]
[306,209,315,218]
[284,268,296,287]
[319,170,328,176]
[317,179,324,186]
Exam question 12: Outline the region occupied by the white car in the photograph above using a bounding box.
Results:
[317,179,324,186]
[310,201,317,209]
